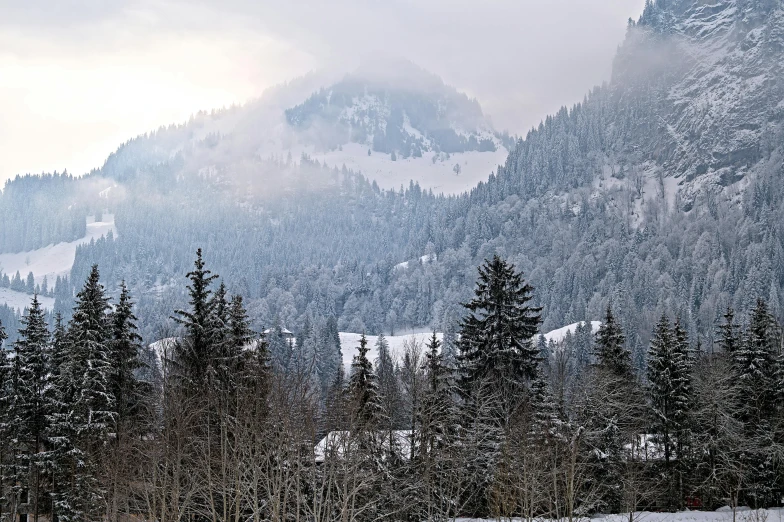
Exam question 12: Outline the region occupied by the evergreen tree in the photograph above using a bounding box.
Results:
[13,295,51,521]
[647,314,693,508]
[324,364,347,433]
[458,255,542,404]
[173,248,218,384]
[376,333,403,430]
[717,307,741,356]
[347,334,384,431]
[734,299,778,507]
[109,282,147,433]
[594,305,633,378]
[60,265,114,521]
[0,319,12,518]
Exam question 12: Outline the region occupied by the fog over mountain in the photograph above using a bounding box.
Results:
[4,2,784,519]
[0,0,643,183]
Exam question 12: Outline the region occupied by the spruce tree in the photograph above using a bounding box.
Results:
[347,334,384,431]
[594,305,633,378]
[173,248,218,385]
[647,314,693,508]
[0,319,12,519]
[62,264,114,521]
[458,255,542,401]
[13,295,51,521]
[717,307,741,356]
[376,333,403,430]
[734,299,777,507]
[109,282,146,433]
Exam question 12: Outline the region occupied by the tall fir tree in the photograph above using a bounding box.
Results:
[173,248,218,385]
[347,334,384,431]
[647,314,693,508]
[717,307,741,356]
[61,265,114,521]
[376,333,403,430]
[13,295,52,522]
[594,305,633,379]
[458,255,542,405]
[109,282,147,433]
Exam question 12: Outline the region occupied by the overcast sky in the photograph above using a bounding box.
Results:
[0,0,644,184]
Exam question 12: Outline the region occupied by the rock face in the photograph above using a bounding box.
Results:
[502,0,784,211]
[619,0,784,182]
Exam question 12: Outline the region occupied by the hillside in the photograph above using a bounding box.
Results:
[1,0,783,365]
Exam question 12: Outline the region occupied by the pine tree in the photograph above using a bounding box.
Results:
[13,295,51,521]
[458,255,542,404]
[594,305,633,378]
[324,364,347,433]
[173,248,218,385]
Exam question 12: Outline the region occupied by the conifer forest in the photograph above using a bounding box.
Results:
[3,0,784,521]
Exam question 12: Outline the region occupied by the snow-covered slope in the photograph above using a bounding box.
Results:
[339,331,443,372]
[0,287,55,311]
[338,321,601,371]
[294,143,507,194]
[0,215,116,285]
[543,321,602,344]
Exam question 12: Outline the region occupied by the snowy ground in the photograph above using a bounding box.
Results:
[458,508,784,522]
[0,287,55,311]
[293,143,508,195]
[339,321,601,371]
[340,331,443,371]
[0,214,116,286]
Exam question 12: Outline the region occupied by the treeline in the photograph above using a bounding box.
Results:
[0,270,57,298]
[0,173,86,254]
[2,251,784,521]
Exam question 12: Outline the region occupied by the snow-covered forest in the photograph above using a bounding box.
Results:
[3,250,784,521]
[2,0,784,519]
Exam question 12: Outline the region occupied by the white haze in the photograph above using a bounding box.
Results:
[0,0,645,184]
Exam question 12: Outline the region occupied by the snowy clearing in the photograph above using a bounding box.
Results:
[0,215,116,285]
[543,320,601,344]
[340,331,443,371]
[294,143,508,195]
[0,287,55,311]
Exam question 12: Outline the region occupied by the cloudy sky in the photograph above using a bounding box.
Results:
[0,0,644,184]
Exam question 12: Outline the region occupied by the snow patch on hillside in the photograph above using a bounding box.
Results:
[340,331,443,372]
[0,288,55,311]
[542,321,601,344]
[0,215,117,285]
[294,143,508,195]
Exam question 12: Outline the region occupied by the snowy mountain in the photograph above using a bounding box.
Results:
[3,0,784,355]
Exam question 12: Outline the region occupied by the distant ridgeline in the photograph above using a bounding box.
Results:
[285,72,505,155]
[2,0,784,362]
[0,173,87,253]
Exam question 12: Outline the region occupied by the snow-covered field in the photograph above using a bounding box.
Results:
[543,320,601,344]
[0,215,116,286]
[339,321,601,371]
[296,143,508,195]
[340,331,443,371]
[458,509,784,522]
[0,287,55,310]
